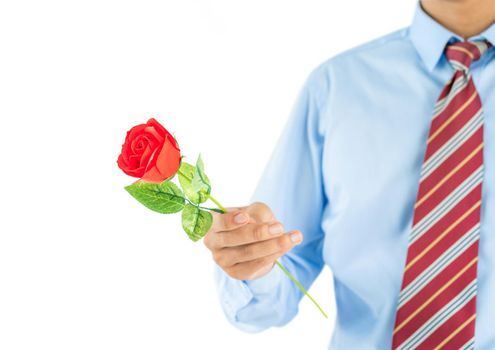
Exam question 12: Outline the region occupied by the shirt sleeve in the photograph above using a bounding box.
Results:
[213,65,329,332]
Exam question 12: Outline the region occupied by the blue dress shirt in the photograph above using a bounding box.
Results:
[213,2,495,349]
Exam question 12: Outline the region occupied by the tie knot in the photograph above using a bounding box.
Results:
[445,40,492,71]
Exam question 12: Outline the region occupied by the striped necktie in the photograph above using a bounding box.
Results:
[392,40,492,350]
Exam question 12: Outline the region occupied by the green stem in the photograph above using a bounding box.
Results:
[205,194,227,213]
[176,168,227,213]
[208,194,328,319]
[274,260,328,319]
[198,206,224,213]
[182,197,215,212]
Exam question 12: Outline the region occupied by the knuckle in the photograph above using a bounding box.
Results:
[250,201,263,207]
[225,264,244,280]
[212,251,227,267]
[214,212,232,232]
[253,201,268,210]
[228,269,242,281]
[210,212,221,231]
[251,201,275,221]
[204,231,224,249]
[203,234,211,248]
[223,266,237,279]
[211,250,220,262]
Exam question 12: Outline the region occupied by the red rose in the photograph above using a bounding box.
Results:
[117,118,181,183]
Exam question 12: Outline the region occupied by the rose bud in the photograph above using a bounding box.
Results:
[117,118,181,183]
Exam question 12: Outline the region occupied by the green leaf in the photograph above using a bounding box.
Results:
[178,161,209,204]
[181,204,213,241]
[196,153,206,177]
[125,181,185,214]
[190,153,211,195]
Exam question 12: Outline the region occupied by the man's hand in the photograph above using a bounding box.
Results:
[203,202,303,280]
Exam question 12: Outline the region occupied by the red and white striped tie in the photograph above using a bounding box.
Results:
[392,40,492,350]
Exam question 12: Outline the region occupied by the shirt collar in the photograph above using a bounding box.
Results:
[409,1,495,72]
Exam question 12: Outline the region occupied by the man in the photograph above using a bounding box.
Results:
[203,0,495,348]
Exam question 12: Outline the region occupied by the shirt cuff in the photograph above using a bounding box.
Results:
[242,262,284,295]
[214,264,254,319]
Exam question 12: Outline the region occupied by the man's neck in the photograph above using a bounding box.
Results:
[421,0,495,39]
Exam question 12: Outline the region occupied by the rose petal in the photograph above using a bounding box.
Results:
[121,124,146,159]
[128,123,147,137]
[123,166,146,178]
[132,135,150,154]
[128,154,141,169]
[117,154,146,178]
[167,133,180,151]
[117,153,128,171]
[121,139,132,160]
[144,125,164,144]
[141,135,181,183]
[139,144,154,169]
[146,118,169,137]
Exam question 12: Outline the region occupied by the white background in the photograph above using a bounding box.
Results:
[0,0,416,349]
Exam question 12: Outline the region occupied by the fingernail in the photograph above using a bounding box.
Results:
[290,231,302,243]
[269,223,284,235]
[234,212,248,224]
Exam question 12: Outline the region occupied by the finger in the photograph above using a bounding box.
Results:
[210,208,250,233]
[224,206,246,212]
[245,201,275,223]
[220,230,303,266]
[225,248,288,280]
[215,220,284,247]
